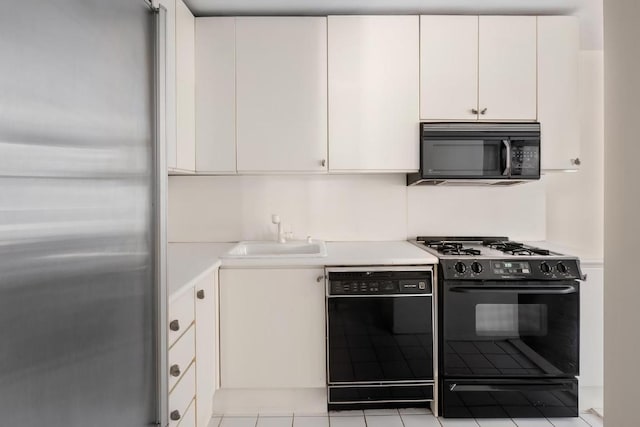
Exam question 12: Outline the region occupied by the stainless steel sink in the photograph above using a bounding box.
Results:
[224,240,328,258]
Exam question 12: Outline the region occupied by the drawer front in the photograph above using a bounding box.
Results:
[169,288,195,347]
[177,398,196,427]
[168,325,196,391]
[169,362,196,427]
[328,383,434,405]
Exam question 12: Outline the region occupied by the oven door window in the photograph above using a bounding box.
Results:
[328,297,433,383]
[422,139,504,177]
[476,303,548,337]
[442,281,579,378]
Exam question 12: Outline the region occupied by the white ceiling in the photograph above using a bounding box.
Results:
[184,0,602,49]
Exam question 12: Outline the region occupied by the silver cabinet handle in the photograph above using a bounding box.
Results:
[321,159,326,167]
[197,289,205,299]
[471,108,479,115]
[169,364,181,377]
[170,410,181,421]
[570,158,581,166]
[169,320,180,331]
[317,275,324,283]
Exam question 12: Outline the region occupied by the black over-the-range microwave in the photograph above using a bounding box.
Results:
[407,122,541,186]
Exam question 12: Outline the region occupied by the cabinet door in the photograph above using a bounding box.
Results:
[538,16,581,171]
[175,0,195,172]
[479,16,537,121]
[580,267,604,390]
[195,17,236,174]
[195,272,216,427]
[420,16,478,121]
[328,16,419,171]
[219,268,326,388]
[158,0,177,170]
[236,17,328,172]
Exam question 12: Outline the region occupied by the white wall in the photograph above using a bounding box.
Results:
[169,174,408,242]
[545,51,604,260]
[168,174,547,242]
[407,181,546,241]
[604,0,640,424]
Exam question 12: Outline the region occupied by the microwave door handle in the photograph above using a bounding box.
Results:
[449,286,577,295]
[502,139,512,176]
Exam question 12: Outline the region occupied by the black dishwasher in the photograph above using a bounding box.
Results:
[326,267,435,410]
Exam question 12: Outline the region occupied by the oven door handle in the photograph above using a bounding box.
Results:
[448,285,577,295]
[449,383,572,393]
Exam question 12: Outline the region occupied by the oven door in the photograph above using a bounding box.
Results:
[441,281,579,378]
[327,296,433,384]
[421,138,507,179]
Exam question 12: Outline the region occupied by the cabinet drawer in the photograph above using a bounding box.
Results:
[168,325,195,391]
[169,362,196,427]
[177,398,196,427]
[169,288,195,347]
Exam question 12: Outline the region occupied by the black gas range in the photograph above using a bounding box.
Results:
[413,237,583,419]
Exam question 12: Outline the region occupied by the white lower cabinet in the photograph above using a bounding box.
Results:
[195,272,217,427]
[169,325,195,391]
[169,363,196,427]
[580,266,604,390]
[168,269,217,426]
[177,399,196,427]
[219,268,326,388]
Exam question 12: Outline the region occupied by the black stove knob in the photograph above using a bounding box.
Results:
[471,262,483,274]
[556,262,567,273]
[540,262,551,273]
[454,262,467,274]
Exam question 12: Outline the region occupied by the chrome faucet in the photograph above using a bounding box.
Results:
[271,214,286,243]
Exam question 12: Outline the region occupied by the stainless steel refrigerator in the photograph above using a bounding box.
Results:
[0,0,166,425]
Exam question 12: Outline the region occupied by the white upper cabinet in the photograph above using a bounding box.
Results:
[195,17,236,174]
[420,16,479,121]
[328,16,419,172]
[175,0,195,172]
[236,17,328,173]
[538,16,581,171]
[420,15,537,122]
[478,16,537,121]
[157,0,177,170]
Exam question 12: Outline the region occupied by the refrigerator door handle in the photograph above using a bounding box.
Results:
[153,4,169,427]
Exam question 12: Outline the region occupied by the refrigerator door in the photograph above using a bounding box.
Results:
[0,1,159,426]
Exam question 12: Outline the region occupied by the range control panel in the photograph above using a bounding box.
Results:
[328,270,433,295]
[441,259,582,281]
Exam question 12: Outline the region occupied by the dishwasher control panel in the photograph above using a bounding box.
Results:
[327,268,433,295]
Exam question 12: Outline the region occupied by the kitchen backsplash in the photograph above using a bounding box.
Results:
[168,174,546,242]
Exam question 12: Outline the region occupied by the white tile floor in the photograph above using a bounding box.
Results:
[208,409,603,427]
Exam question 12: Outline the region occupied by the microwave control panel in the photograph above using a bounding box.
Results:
[511,145,540,176]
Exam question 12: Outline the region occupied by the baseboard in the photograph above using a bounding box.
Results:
[212,387,327,416]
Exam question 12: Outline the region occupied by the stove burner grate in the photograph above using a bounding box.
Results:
[425,241,482,256]
[484,241,550,256]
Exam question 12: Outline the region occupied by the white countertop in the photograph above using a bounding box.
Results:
[168,241,438,298]
[219,240,439,268]
[168,242,235,300]
[524,240,604,267]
